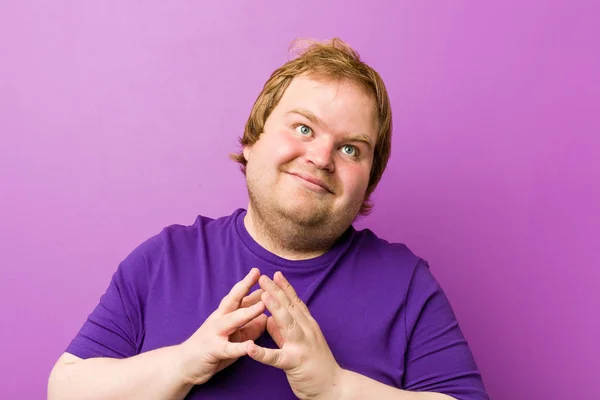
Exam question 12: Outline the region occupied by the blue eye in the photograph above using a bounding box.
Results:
[296,124,312,136]
[342,145,357,157]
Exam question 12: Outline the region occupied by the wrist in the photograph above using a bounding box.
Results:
[334,368,359,400]
[323,367,353,400]
[172,343,204,387]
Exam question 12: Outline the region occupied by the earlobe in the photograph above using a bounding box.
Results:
[243,146,251,161]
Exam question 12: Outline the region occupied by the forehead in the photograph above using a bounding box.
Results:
[275,75,379,140]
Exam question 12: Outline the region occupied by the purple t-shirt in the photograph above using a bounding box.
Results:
[67,209,488,399]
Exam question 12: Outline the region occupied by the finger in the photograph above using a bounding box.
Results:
[240,289,264,308]
[274,272,303,308]
[262,291,303,341]
[266,316,284,348]
[273,272,312,325]
[218,268,260,314]
[218,301,265,336]
[259,275,291,309]
[219,340,253,359]
[246,343,291,369]
[238,314,268,342]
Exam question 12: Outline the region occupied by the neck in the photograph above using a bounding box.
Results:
[243,205,338,261]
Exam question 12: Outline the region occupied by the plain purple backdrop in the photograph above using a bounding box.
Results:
[1,1,598,399]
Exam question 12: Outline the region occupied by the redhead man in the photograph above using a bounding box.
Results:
[49,38,488,400]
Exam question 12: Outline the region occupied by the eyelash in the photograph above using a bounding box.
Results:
[293,123,361,159]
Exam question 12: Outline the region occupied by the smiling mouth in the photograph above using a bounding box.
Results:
[286,172,334,194]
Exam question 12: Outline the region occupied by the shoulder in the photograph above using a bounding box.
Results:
[118,210,240,278]
[133,210,240,258]
[351,227,423,270]
[349,228,443,298]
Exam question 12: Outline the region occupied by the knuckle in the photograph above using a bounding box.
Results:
[274,351,282,366]
[220,294,234,306]
[232,280,246,293]
[269,297,280,309]
[240,297,250,307]
[211,317,224,332]
[303,325,315,339]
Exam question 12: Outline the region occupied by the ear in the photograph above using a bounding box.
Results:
[243,145,252,162]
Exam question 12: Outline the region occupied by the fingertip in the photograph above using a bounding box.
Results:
[275,271,287,284]
[245,341,257,355]
[254,300,265,310]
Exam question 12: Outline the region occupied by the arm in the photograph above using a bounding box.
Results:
[48,348,193,400]
[247,271,487,400]
[337,369,456,400]
[400,261,488,399]
[49,268,268,400]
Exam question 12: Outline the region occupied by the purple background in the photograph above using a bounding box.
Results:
[1,1,598,399]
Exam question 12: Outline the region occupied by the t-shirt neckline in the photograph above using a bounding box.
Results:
[233,208,355,272]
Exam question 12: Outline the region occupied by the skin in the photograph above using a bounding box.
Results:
[241,75,455,399]
[243,74,379,260]
[48,75,456,400]
[48,270,269,400]
[247,271,455,400]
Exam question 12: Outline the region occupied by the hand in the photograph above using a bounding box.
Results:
[177,268,267,385]
[247,272,344,400]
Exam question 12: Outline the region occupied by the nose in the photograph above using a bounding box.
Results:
[305,137,335,172]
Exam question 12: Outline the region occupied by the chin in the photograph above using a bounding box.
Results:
[277,199,332,226]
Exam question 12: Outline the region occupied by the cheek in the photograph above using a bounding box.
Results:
[338,164,371,194]
[248,132,303,176]
[269,133,303,162]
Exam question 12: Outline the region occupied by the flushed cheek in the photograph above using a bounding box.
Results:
[269,135,305,165]
[337,169,370,197]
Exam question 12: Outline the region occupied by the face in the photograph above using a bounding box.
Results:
[243,75,379,235]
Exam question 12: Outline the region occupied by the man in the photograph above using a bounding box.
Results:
[48,38,488,399]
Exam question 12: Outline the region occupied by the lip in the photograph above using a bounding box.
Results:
[287,172,334,194]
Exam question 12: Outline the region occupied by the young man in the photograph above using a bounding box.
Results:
[48,39,488,400]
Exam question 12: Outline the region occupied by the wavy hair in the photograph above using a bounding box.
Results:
[231,38,392,215]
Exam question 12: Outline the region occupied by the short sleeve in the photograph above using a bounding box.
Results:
[65,239,154,359]
[403,260,489,400]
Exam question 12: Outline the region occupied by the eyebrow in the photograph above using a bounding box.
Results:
[285,108,374,149]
